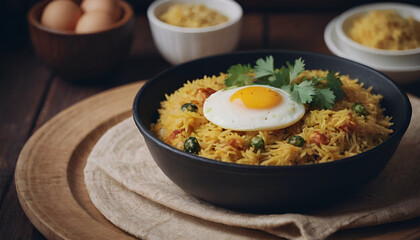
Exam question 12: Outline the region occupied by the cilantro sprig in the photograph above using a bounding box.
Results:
[224,56,345,109]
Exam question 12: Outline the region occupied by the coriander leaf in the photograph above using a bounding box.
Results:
[290,80,316,104]
[325,71,345,101]
[267,75,277,82]
[281,84,293,95]
[224,64,253,87]
[264,69,289,88]
[255,68,290,89]
[311,75,322,86]
[288,58,305,82]
[312,88,335,109]
[223,56,345,109]
[254,55,275,78]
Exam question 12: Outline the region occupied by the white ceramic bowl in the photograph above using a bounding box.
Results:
[324,2,420,84]
[335,3,420,67]
[147,0,242,65]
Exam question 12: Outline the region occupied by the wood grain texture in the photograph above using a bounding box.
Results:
[238,14,265,49]
[0,179,42,239]
[0,50,52,170]
[16,82,144,239]
[0,50,52,240]
[0,42,54,240]
[268,13,336,53]
[0,14,172,239]
[2,4,419,239]
[14,82,420,240]
[237,0,419,11]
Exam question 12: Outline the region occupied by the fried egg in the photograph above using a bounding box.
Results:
[203,85,305,131]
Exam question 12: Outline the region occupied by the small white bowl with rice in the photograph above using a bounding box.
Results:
[147,0,242,65]
[324,2,420,84]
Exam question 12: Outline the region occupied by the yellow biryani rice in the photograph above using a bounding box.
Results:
[159,4,228,28]
[151,70,393,166]
[349,10,420,50]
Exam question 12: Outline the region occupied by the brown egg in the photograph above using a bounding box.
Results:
[41,0,82,31]
[81,0,122,22]
[75,11,115,34]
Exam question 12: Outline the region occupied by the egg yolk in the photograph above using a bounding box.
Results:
[230,86,283,109]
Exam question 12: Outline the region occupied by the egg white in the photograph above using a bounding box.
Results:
[203,85,305,131]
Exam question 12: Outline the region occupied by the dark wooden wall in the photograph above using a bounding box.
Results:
[1,0,419,53]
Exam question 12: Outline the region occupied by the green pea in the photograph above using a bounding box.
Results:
[184,137,200,154]
[250,135,264,150]
[352,103,366,116]
[181,103,198,112]
[288,135,305,147]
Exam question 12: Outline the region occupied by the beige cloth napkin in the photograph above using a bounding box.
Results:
[84,96,420,240]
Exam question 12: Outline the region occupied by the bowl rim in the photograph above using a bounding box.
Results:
[147,0,243,33]
[335,2,420,56]
[133,50,412,172]
[27,0,134,36]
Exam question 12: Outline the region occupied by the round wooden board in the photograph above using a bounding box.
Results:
[15,81,145,240]
[14,81,420,240]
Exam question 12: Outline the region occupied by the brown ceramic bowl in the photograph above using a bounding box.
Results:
[28,0,135,80]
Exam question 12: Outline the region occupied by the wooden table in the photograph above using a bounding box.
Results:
[1,1,420,239]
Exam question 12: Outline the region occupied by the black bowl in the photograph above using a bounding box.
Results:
[133,50,412,213]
